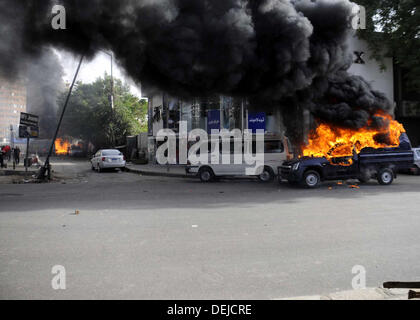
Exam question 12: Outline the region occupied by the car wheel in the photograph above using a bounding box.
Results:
[358,171,371,184]
[199,167,214,182]
[377,168,394,185]
[258,166,274,182]
[303,170,320,188]
[97,164,102,173]
[412,165,420,175]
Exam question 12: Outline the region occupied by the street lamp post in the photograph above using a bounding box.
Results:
[101,50,115,148]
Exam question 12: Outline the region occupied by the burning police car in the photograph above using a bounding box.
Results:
[279,133,414,188]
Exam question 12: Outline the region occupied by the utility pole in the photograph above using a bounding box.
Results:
[38,55,84,180]
[25,135,29,178]
[10,124,15,170]
[100,50,115,148]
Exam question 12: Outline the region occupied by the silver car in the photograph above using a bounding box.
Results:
[91,149,126,172]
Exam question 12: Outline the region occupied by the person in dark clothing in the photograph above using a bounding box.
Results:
[14,146,20,164]
[0,147,4,168]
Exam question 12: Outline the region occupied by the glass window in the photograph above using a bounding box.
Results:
[264,140,284,154]
[167,98,180,132]
[102,150,121,156]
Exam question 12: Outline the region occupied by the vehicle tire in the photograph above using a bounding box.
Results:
[413,165,420,175]
[258,166,275,182]
[97,164,102,173]
[358,171,371,184]
[377,168,394,185]
[302,170,320,188]
[199,167,214,183]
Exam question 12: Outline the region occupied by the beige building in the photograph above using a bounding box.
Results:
[0,76,27,143]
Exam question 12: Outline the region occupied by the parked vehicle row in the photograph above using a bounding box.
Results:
[93,137,418,187]
[187,133,418,187]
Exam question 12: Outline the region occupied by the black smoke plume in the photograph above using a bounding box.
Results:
[26,48,65,138]
[0,0,394,144]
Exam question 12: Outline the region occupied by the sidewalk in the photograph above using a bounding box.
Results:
[0,162,38,176]
[125,163,189,178]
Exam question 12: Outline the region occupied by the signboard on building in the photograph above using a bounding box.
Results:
[248,112,266,133]
[20,112,39,127]
[19,112,39,138]
[19,125,39,138]
[207,109,220,133]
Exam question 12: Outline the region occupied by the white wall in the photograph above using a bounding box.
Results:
[347,36,394,104]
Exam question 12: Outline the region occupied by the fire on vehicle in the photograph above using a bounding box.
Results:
[279,113,414,188]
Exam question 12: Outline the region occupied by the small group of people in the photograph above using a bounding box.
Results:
[0,145,20,168]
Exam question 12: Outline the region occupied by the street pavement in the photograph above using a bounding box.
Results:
[0,158,419,299]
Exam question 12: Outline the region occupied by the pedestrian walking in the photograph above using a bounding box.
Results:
[3,145,11,162]
[14,146,20,164]
[0,147,4,168]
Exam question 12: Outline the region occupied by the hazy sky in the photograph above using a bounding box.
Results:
[55,50,142,98]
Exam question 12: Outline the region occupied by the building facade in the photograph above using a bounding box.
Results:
[145,35,417,162]
[0,76,27,144]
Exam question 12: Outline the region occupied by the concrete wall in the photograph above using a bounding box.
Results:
[347,36,394,104]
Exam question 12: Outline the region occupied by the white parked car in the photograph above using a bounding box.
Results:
[411,147,420,175]
[91,149,126,172]
[186,136,293,182]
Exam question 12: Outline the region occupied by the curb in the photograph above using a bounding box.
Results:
[0,169,37,176]
[124,166,189,178]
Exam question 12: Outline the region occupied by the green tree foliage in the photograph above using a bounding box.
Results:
[58,74,147,150]
[356,0,420,91]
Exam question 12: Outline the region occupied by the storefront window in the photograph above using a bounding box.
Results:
[167,98,180,132]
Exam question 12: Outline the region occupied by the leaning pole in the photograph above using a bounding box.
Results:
[38,55,84,180]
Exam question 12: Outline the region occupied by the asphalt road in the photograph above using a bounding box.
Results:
[0,159,419,299]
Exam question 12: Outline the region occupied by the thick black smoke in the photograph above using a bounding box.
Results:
[0,0,394,144]
[26,48,65,138]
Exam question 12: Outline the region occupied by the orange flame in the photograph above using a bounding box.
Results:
[302,113,406,164]
[55,138,71,155]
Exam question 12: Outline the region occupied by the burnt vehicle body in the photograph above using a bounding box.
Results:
[279,133,414,188]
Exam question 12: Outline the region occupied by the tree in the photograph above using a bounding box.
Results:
[58,74,148,150]
[356,0,420,91]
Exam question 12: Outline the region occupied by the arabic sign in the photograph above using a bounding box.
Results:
[207,109,220,133]
[248,112,266,133]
